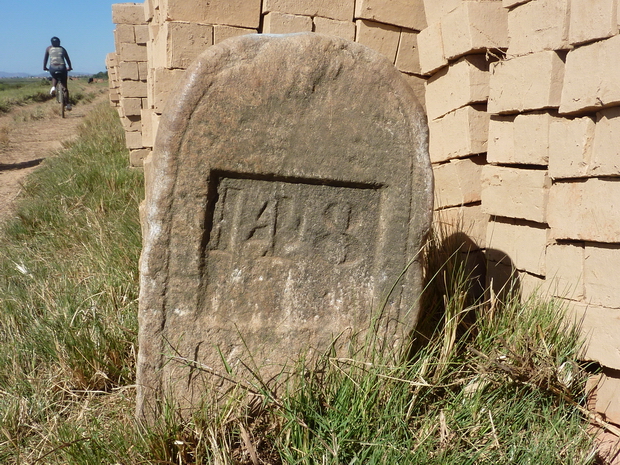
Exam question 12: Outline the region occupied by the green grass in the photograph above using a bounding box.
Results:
[0,77,105,114]
[0,102,601,464]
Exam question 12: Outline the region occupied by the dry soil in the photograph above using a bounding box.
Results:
[0,91,108,225]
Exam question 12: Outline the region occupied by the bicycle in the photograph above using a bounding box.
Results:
[55,79,67,118]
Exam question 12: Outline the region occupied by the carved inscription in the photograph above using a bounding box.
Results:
[208,177,380,267]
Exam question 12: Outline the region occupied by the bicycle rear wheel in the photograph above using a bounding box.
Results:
[57,82,65,118]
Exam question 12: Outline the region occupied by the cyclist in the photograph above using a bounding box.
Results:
[43,37,73,111]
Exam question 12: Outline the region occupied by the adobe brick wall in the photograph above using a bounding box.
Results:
[109,0,620,425]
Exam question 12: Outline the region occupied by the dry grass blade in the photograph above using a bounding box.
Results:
[239,423,259,465]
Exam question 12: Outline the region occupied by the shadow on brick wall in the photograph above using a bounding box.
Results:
[411,231,520,356]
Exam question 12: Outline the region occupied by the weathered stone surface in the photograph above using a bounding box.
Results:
[137,33,432,417]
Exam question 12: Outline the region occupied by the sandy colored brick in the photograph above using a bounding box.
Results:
[151,68,186,113]
[263,0,354,21]
[313,17,356,41]
[441,1,508,61]
[488,51,564,114]
[112,3,146,25]
[120,115,141,132]
[590,107,620,177]
[548,179,620,243]
[400,73,427,112]
[109,88,120,105]
[488,112,552,166]
[115,24,135,45]
[548,116,595,179]
[481,165,550,223]
[518,270,553,299]
[138,62,148,81]
[435,204,489,249]
[594,372,620,425]
[135,25,149,45]
[355,20,401,63]
[355,0,426,31]
[152,22,213,70]
[263,12,312,34]
[425,55,490,120]
[161,0,261,28]
[486,219,547,275]
[423,0,461,25]
[141,109,155,148]
[120,97,142,117]
[119,61,139,81]
[566,302,620,370]
[395,29,421,75]
[119,42,147,62]
[513,112,556,165]
[546,243,585,300]
[487,115,515,164]
[125,130,144,150]
[507,0,570,55]
[130,148,150,167]
[433,155,485,209]
[213,26,257,44]
[569,0,618,46]
[559,35,620,115]
[418,21,447,75]
[144,0,154,22]
[584,244,620,309]
[429,105,489,163]
[120,79,147,99]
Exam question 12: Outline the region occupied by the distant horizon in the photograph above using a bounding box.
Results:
[0,70,107,78]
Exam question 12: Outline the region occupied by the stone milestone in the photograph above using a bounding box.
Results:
[137,32,433,417]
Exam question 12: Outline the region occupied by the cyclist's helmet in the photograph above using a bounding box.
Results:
[51,37,61,46]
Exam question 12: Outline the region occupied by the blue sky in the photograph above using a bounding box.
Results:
[2,0,120,75]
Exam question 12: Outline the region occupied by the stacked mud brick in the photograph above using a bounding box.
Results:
[419,0,620,424]
[419,0,507,257]
[106,52,120,108]
[111,3,149,166]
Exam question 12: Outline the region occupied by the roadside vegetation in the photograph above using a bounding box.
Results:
[0,77,104,114]
[0,101,604,463]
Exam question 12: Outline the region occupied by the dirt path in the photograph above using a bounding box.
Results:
[0,90,108,224]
